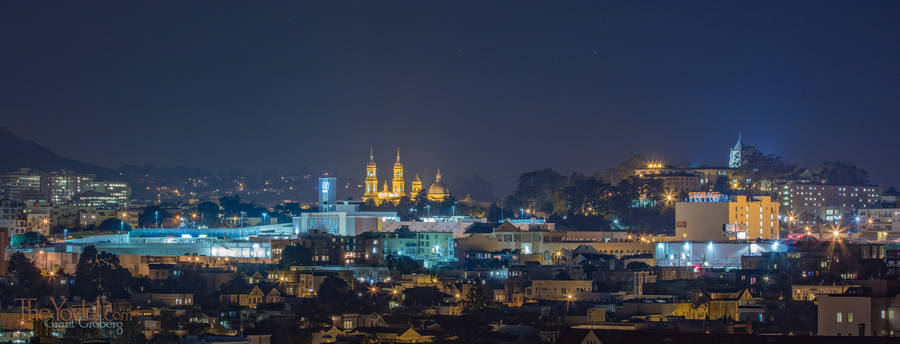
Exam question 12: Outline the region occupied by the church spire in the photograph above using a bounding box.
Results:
[729,133,744,168]
[396,147,400,163]
[369,146,374,162]
[435,168,442,182]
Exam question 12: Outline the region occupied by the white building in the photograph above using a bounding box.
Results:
[293,203,397,236]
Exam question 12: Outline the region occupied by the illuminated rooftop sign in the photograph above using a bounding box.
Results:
[688,191,728,203]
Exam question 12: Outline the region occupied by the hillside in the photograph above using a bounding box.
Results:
[0,127,119,179]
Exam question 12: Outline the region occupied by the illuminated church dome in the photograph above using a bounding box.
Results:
[426,169,451,202]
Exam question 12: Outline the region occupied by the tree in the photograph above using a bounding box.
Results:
[486,202,502,223]
[712,175,731,193]
[395,196,416,221]
[559,173,613,217]
[385,253,422,274]
[73,245,132,299]
[461,283,490,313]
[316,276,359,313]
[733,146,796,193]
[508,169,566,216]
[412,189,430,211]
[605,155,646,185]
[10,232,48,248]
[139,206,170,228]
[217,273,250,301]
[402,287,446,307]
[280,244,312,268]
[97,218,131,232]
[196,201,221,226]
[817,161,870,185]
[219,195,269,218]
[271,202,306,219]
[7,252,47,297]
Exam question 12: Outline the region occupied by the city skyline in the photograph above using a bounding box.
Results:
[4,2,900,341]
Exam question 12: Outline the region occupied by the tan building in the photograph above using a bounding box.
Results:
[675,200,729,241]
[705,288,758,321]
[219,285,281,309]
[675,195,778,241]
[729,195,779,240]
[817,293,899,336]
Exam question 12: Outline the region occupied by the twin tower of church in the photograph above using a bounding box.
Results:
[362,147,450,204]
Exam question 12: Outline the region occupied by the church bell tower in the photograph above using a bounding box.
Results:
[392,148,405,196]
[364,147,378,200]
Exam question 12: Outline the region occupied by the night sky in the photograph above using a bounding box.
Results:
[2,1,899,195]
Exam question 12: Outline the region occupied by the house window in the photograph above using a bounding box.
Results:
[836,312,842,323]
[848,312,853,323]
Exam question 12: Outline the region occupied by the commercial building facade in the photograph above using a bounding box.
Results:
[675,194,778,241]
[654,241,787,268]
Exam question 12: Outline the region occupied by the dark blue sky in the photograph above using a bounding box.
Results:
[2,1,899,194]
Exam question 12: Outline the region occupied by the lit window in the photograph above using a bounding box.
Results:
[836,312,842,323]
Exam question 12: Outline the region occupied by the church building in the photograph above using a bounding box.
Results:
[362,148,451,204]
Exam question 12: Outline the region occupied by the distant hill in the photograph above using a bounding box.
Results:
[117,164,217,184]
[0,127,119,179]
